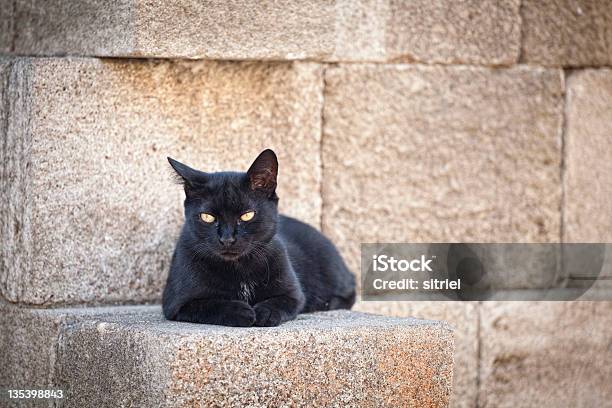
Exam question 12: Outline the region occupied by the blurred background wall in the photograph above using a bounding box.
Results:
[1,1,611,406]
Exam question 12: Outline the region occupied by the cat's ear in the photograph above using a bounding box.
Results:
[167,157,207,193]
[247,149,278,195]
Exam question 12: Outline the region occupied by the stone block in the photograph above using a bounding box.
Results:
[0,0,14,54]
[479,301,612,407]
[322,64,564,276]
[564,69,612,244]
[0,303,156,392]
[354,300,478,408]
[8,0,520,65]
[11,0,335,60]
[0,58,323,305]
[0,304,455,407]
[522,0,612,66]
[382,0,520,65]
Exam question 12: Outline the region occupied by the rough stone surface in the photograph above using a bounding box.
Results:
[479,302,612,407]
[0,57,323,306]
[11,0,335,60]
[330,0,521,64]
[564,69,612,245]
[522,0,612,67]
[354,300,478,408]
[0,1,14,54]
[322,64,564,275]
[0,304,455,408]
[7,0,519,64]
[0,303,157,393]
[12,0,136,57]
[382,0,520,65]
[331,0,389,61]
[0,305,63,392]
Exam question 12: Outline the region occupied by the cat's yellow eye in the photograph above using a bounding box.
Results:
[240,211,255,222]
[200,213,215,223]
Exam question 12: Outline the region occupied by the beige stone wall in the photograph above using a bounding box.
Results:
[2,2,612,407]
[322,64,563,275]
[479,302,612,407]
[0,58,323,305]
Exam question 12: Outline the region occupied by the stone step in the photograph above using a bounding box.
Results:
[0,304,454,407]
[1,0,520,65]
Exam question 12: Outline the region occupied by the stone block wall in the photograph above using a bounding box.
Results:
[1,1,612,406]
[0,58,323,305]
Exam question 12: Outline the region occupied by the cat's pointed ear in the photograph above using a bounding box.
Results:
[167,157,207,193]
[247,149,278,195]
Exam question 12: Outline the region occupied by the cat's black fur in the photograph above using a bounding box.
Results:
[163,149,356,327]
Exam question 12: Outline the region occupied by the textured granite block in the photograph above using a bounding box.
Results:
[0,58,323,305]
[382,0,520,65]
[322,64,564,276]
[479,301,612,407]
[7,0,520,65]
[522,0,612,67]
[11,0,334,60]
[355,300,478,408]
[564,69,612,244]
[0,304,455,407]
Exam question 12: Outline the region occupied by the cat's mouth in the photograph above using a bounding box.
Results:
[219,249,244,260]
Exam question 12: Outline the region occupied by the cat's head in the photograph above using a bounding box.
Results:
[168,149,279,261]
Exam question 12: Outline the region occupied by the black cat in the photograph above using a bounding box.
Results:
[163,149,356,327]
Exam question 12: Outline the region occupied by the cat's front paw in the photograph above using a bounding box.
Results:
[253,303,283,327]
[219,301,256,327]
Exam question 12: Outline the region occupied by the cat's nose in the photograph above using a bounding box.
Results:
[219,235,236,247]
[218,224,236,247]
